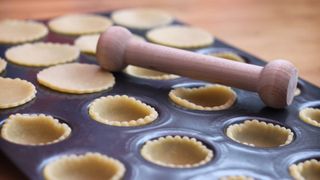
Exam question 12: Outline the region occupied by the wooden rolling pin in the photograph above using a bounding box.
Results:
[96,26,298,109]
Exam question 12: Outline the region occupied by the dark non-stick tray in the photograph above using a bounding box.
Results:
[0,11,319,180]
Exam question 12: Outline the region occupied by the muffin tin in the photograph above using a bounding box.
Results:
[0,11,320,180]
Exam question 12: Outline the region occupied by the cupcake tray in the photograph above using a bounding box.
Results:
[0,11,320,180]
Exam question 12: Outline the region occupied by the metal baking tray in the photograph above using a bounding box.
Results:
[0,11,319,180]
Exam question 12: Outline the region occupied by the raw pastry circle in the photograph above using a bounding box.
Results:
[140,135,213,168]
[124,65,179,80]
[219,176,254,180]
[294,87,301,96]
[111,8,173,29]
[48,14,113,35]
[75,34,144,54]
[0,58,7,73]
[89,95,158,127]
[299,108,320,127]
[43,152,125,180]
[0,77,36,109]
[37,63,115,94]
[210,52,246,63]
[289,159,320,180]
[74,34,100,54]
[226,120,294,148]
[0,19,48,44]
[169,85,236,111]
[147,25,214,49]
[1,114,70,145]
[5,42,80,67]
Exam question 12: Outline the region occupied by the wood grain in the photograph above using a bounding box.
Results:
[0,0,319,179]
[97,27,297,108]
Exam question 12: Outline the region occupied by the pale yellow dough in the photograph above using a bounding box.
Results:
[43,152,125,180]
[299,108,320,127]
[289,159,320,180]
[48,14,113,35]
[124,65,179,80]
[74,34,144,54]
[74,34,100,54]
[1,114,71,146]
[111,8,173,29]
[141,135,213,168]
[5,42,80,67]
[0,77,36,109]
[0,19,48,44]
[0,58,7,73]
[89,95,158,127]
[147,25,214,49]
[210,52,246,63]
[37,63,115,94]
[226,120,294,148]
[169,85,236,111]
[295,87,301,96]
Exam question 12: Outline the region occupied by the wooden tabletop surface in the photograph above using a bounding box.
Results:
[1,0,319,179]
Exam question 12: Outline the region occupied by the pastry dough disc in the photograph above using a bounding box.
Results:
[111,8,173,29]
[294,87,301,96]
[74,34,100,54]
[210,52,246,63]
[0,77,36,109]
[1,114,71,146]
[289,159,320,180]
[299,108,320,127]
[124,65,179,80]
[48,14,113,35]
[169,85,236,111]
[140,135,213,168]
[37,63,115,94]
[89,95,158,127]
[226,119,294,148]
[0,58,7,73]
[74,34,144,54]
[43,152,125,180]
[0,19,48,44]
[5,42,80,67]
[147,25,214,49]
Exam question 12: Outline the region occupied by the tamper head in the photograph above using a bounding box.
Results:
[96,26,133,71]
[258,59,298,108]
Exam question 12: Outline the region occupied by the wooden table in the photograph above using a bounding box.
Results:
[0,0,319,179]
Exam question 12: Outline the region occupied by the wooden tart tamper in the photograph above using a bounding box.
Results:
[96,26,298,108]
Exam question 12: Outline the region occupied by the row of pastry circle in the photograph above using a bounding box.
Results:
[0,57,300,107]
[41,152,320,180]
[2,24,215,66]
[0,65,318,125]
[40,152,320,180]
[1,113,318,180]
[0,62,237,110]
[1,107,317,148]
[2,42,249,80]
[1,9,214,49]
[1,8,173,43]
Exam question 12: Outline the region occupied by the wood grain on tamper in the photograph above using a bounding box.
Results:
[97,26,298,109]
